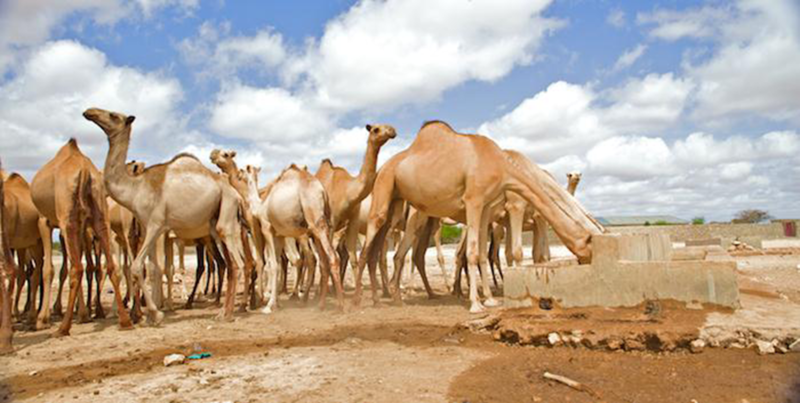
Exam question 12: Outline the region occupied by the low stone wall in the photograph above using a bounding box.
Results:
[532,222,787,246]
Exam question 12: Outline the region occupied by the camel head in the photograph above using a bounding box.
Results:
[83,107,135,136]
[566,171,582,184]
[126,160,145,176]
[210,149,238,172]
[365,124,397,147]
[244,165,261,188]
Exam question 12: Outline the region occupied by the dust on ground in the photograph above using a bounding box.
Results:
[2,244,800,402]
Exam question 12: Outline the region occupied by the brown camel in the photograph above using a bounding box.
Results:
[314,124,396,279]
[30,138,131,335]
[355,121,605,312]
[83,107,245,323]
[210,149,263,309]
[0,163,19,354]
[1,171,44,322]
[244,165,343,312]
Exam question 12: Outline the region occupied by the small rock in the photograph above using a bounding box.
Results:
[163,354,186,367]
[624,338,645,351]
[789,339,800,352]
[690,339,706,353]
[28,370,38,376]
[93,391,99,396]
[606,337,623,351]
[729,342,746,349]
[755,339,775,355]
[547,333,561,346]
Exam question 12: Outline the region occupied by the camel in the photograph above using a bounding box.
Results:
[505,164,584,267]
[244,164,343,312]
[355,121,605,312]
[83,107,246,323]
[30,138,131,335]
[1,171,44,322]
[314,124,396,280]
[0,163,19,354]
[210,149,263,309]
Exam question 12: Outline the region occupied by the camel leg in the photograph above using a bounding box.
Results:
[477,205,499,307]
[260,227,280,314]
[412,217,436,299]
[464,199,488,313]
[163,236,175,312]
[54,213,86,337]
[82,234,95,322]
[131,223,167,326]
[0,250,15,354]
[177,240,188,301]
[300,238,317,302]
[87,200,130,329]
[433,220,451,293]
[239,226,255,312]
[186,242,205,309]
[93,235,106,319]
[507,207,525,268]
[379,235,391,297]
[35,219,54,329]
[26,248,43,326]
[390,220,417,302]
[211,242,226,305]
[308,229,343,311]
[53,233,69,318]
[13,250,28,319]
[345,223,360,289]
[250,220,266,306]
[532,215,550,263]
[213,190,246,321]
[451,231,467,297]
[204,246,213,296]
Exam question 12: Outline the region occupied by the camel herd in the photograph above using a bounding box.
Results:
[0,107,605,353]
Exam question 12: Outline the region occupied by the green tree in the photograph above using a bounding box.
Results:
[692,217,705,225]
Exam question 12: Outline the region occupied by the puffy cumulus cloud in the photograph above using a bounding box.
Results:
[0,40,187,178]
[586,136,675,180]
[606,9,626,29]
[0,0,199,74]
[208,84,331,142]
[479,81,609,160]
[178,22,286,80]
[478,73,690,161]
[578,130,800,219]
[286,0,563,112]
[640,0,800,123]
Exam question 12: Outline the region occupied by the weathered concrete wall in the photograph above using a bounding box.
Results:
[505,233,740,309]
[532,222,787,246]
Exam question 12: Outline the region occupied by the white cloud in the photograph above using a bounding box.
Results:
[179,22,286,80]
[286,0,563,112]
[0,0,199,75]
[587,136,675,180]
[0,40,187,178]
[209,84,331,142]
[612,44,647,72]
[606,9,626,29]
[641,0,800,123]
[604,73,693,131]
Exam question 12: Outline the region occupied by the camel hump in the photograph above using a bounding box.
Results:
[171,152,200,163]
[68,138,79,147]
[420,120,455,131]
[6,173,28,186]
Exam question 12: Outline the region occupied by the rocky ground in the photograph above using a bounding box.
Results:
[2,243,800,402]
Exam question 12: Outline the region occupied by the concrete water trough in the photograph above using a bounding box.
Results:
[504,233,740,309]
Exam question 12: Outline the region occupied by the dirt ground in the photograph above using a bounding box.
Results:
[2,245,800,402]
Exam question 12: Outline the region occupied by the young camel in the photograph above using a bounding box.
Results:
[314,124,396,280]
[244,165,343,312]
[0,163,19,354]
[83,107,246,323]
[355,121,605,313]
[30,139,131,335]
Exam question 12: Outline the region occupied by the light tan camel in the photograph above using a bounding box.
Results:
[83,107,245,323]
[30,138,131,335]
[355,121,605,312]
[0,163,19,354]
[505,164,584,267]
[314,124,396,278]
[210,149,263,309]
[244,165,343,312]
[2,172,44,323]
[108,160,146,309]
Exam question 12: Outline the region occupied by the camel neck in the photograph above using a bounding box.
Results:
[353,140,380,200]
[567,181,579,195]
[104,127,141,208]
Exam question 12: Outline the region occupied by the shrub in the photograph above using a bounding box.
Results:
[692,217,705,225]
[440,224,462,244]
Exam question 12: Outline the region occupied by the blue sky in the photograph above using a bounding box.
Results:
[0,0,798,221]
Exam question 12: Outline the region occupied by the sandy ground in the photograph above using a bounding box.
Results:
[2,243,800,402]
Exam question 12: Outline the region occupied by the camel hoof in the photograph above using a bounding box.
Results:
[484,298,501,308]
[118,319,134,330]
[36,319,51,330]
[260,306,273,315]
[469,302,486,313]
[52,328,70,338]
[148,311,165,326]
[215,311,234,322]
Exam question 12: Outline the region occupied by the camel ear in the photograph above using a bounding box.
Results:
[230,151,237,158]
[125,116,136,125]
[365,124,373,132]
